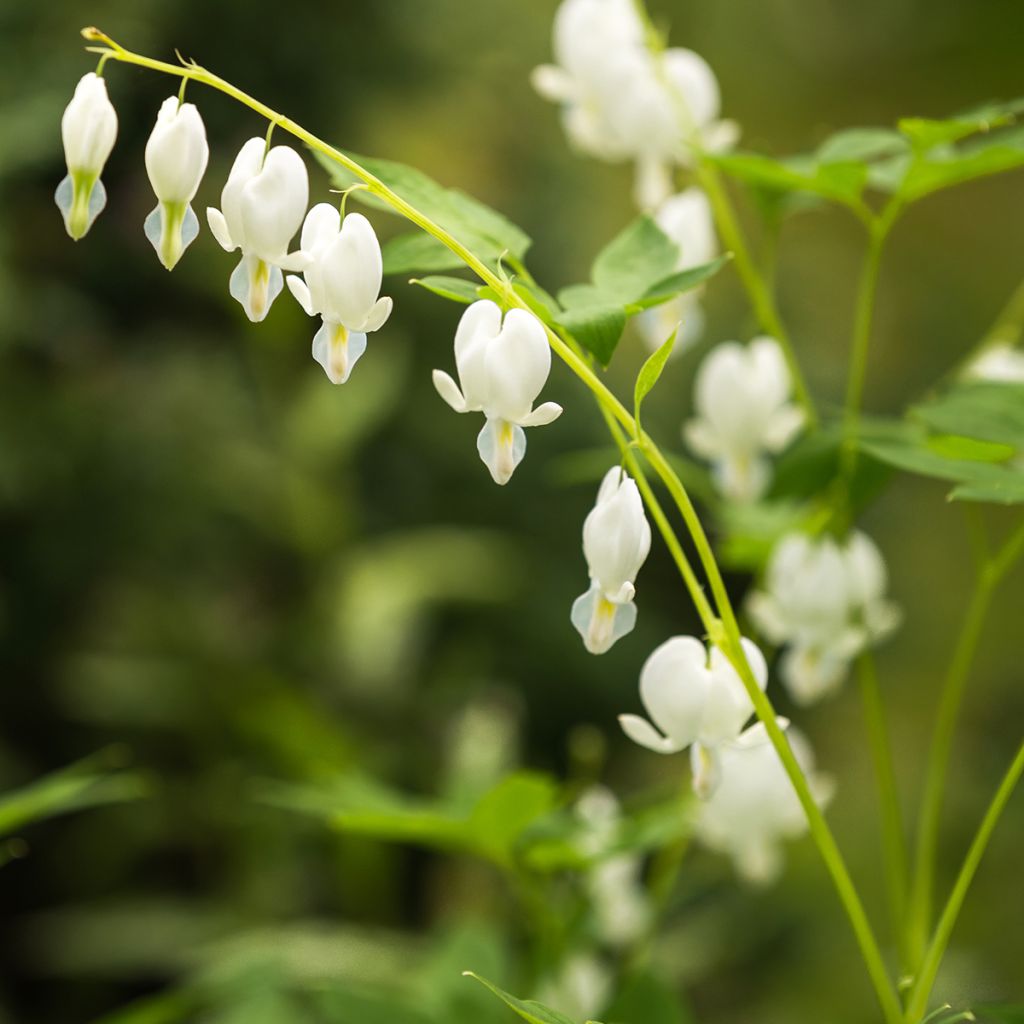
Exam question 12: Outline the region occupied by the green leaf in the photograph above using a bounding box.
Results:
[950,476,1024,505]
[712,151,869,208]
[463,973,580,1024]
[975,1003,1024,1024]
[898,99,1024,150]
[815,127,910,165]
[630,254,732,311]
[382,232,464,275]
[411,275,482,305]
[898,127,1024,201]
[634,325,678,428]
[558,304,627,366]
[316,149,531,264]
[0,750,146,839]
[591,216,679,302]
[912,382,1024,449]
[468,772,559,864]
[926,434,1016,463]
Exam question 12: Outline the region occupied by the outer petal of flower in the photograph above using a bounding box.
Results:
[662,48,721,129]
[219,137,265,249]
[145,98,209,205]
[519,401,563,427]
[454,300,503,410]
[286,275,314,316]
[432,369,468,413]
[618,713,686,755]
[240,145,309,263]
[206,207,236,252]
[300,202,341,254]
[477,416,527,485]
[485,308,552,423]
[638,636,711,749]
[700,638,765,744]
[321,213,385,329]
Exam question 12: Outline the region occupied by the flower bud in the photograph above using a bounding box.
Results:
[143,97,209,270]
[55,73,118,240]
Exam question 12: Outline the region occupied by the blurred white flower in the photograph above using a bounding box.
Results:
[747,530,901,704]
[571,467,652,654]
[56,73,118,240]
[684,337,804,502]
[207,139,310,322]
[964,343,1024,383]
[696,721,834,885]
[637,187,718,352]
[532,0,738,209]
[286,205,393,384]
[619,635,768,797]
[143,97,209,270]
[537,954,611,1023]
[432,300,562,485]
[574,786,650,947]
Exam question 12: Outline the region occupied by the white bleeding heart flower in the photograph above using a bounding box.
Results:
[746,529,902,705]
[618,635,768,798]
[964,343,1024,383]
[432,300,563,485]
[637,187,718,352]
[684,337,805,502]
[695,721,835,885]
[532,0,739,210]
[286,205,393,384]
[207,138,310,322]
[56,72,118,240]
[571,468,651,654]
[143,96,209,270]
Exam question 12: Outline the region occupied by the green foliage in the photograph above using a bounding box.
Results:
[634,326,678,431]
[383,232,465,275]
[975,1005,1024,1024]
[412,275,482,304]
[463,972,582,1024]
[860,383,1024,504]
[604,969,695,1024]
[317,150,531,266]
[0,749,146,841]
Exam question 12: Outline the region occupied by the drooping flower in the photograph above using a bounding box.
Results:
[432,300,562,484]
[683,337,804,502]
[637,187,718,352]
[571,467,651,654]
[964,343,1024,383]
[695,721,834,884]
[143,97,209,270]
[536,954,610,1024]
[618,635,768,798]
[746,530,901,705]
[207,139,310,322]
[532,0,738,209]
[286,204,392,384]
[56,73,118,240]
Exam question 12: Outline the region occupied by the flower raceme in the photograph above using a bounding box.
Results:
[207,138,310,322]
[746,530,902,705]
[56,72,118,240]
[571,468,651,654]
[532,0,738,209]
[432,300,563,485]
[695,722,834,884]
[637,188,718,352]
[684,337,805,502]
[144,97,209,270]
[287,204,393,384]
[619,635,769,798]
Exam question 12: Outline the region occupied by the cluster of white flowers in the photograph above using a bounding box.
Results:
[57,73,393,387]
[747,530,901,705]
[684,336,805,502]
[532,0,737,210]
[964,343,1024,383]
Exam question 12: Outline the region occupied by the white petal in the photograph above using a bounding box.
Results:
[206,207,236,252]
[571,585,637,654]
[432,369,468,413]
[300,202,341,254]
[454,300,503,410]
[218,137,265,249]
[320,212,385,328]
[362,295,393,334]
[240,145,309,263]
[662,47,721,129]
[476,416,527,485]
[618,714,685,755]
[277,249,312,273]
[484,308,551,422]
[691,742,722,799]
[638,636,712,749]
[286,275,314,316]
[518,401,563,428]
[311,321,366,384]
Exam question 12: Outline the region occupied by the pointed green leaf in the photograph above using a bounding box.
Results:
[463,973,580,1024]
[382,232,464,275]
[558,304,627,366]
[411,276,482,305]
[912,382,1024,448]
[630,254,732,311]
[591,216,679,302]
[634,325,678,429]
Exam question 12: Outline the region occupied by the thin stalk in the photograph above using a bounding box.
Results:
[857,653,910,965]
[905,740,1024,1022]
[906,519,1024,964]
[695,162,817,427]
[88,34,901,1019]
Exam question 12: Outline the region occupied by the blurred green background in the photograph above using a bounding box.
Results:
[2,1,1024,1022]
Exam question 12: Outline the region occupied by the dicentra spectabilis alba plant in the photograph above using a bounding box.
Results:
[747,530,901,705]
[143,96,209,269]
[287,204,393,384]
[571,467,651,654]
[207,138,310,322]
[432,299,562,484]
[56,72,118,240]
[684,336,805,502]
[57,17,1024,1024]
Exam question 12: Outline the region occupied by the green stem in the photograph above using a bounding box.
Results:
[906,519,1024,965]
[89,34,901,1020]
[857,653,910,965]
[904,740,1024,1022]
[695,161,818,429]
